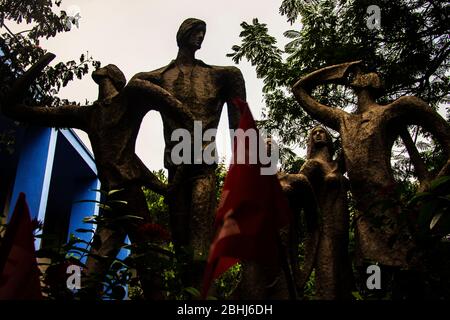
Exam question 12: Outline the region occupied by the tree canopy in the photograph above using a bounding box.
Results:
[228,0,449,160]
[0,0,100,107]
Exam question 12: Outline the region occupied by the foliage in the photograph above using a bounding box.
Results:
[228,0,449,155]
[409,175,450,238]
[0,0,100,108]
[215,162,227,201]
[34,190,134,300]
[278,144,305,173]
[212,263,242,299]
[0,0,100,155]
[143,169,170,228]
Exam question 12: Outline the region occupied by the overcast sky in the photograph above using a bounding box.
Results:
[37,0,292,171]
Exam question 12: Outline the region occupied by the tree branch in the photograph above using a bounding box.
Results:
[399,127,432,186]
[387,96,450,165]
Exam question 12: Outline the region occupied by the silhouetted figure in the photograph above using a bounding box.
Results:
[132,18,246,289]
[2,53,191,299]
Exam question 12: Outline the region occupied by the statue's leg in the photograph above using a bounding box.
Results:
[189,169,216,260]
[84,185,165,300]
[168,167,191,251]
[188,168,217,291]
[167,166,193,292]
[83,215,126,299]
[119,185,166,300]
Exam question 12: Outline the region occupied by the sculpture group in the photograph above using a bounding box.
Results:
[1,18,449,300]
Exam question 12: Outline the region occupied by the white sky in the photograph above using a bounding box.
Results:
[36,0,292,171]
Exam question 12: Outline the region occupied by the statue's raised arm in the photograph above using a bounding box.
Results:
[1,53,88,130]
[291,61,361,131]
[125,77,194,124]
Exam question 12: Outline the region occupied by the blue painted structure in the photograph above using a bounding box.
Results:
[0,116,100,252]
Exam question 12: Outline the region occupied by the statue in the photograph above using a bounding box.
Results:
[131,18,246,288]
[277,126,352,299]
[292,61,450,268]
[1,53,192,299]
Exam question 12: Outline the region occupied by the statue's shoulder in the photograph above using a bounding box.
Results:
[206,63,243,79]
[131,61,176,83]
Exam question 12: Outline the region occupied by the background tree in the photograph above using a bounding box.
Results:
[0,0,100,109]
[228,0,449,176]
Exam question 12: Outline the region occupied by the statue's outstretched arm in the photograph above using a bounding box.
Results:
[387,96,450,189]
[292,62,360,131]
[131,155,168,196]
[3,102,88,130]
[224,67,246,131]
[387,96,450,160]
[140,170,168,197]
[1,52,87,129]
[399,127,432,187]
[125,79,193,124]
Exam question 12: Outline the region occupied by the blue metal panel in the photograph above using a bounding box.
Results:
[8,127,56,219]
[59,129,97,175]
[8,126,57,249]
[68,178,101,263]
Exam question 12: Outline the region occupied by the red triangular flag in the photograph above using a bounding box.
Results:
[0,193,42,299]
[201,98,292,298]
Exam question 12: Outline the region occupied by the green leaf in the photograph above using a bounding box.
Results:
[352,291,363,300]
[75,228,95,233]
[183,287,200,298]
[73,199,103,204]
[430,213,443,230]
[408,192,432,206]
[98,203,112,211]
[82,216,99,223]
[90,189,109,195]
[109,200,128,205]
[417,200,439,228]
[430,176,450,191]
[283,29,301,39]
[112,215,144,222]
[108,189,125,196]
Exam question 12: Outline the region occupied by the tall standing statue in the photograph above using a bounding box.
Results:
[132,18,246,288]
[292,61,450,268]
[1,53,193,299]
[278,126,352,299]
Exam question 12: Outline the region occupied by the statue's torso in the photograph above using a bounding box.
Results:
[159,63,226,131]
[145,61,234,168]
[338,106,397,205]
[86,95,147,188]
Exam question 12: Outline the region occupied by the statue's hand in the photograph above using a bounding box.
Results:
[294,60,363,91]
[126,78,184,110]
[6,53,56,106]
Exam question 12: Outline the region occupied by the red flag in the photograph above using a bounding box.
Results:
[201,98,292,298]
[0,193,42,299]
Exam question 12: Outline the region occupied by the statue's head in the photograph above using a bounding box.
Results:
[348,66,384,96]
[351,72,382,89]
[306,126,334,159]
[92,64,126,91]
[176,18,206,50]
